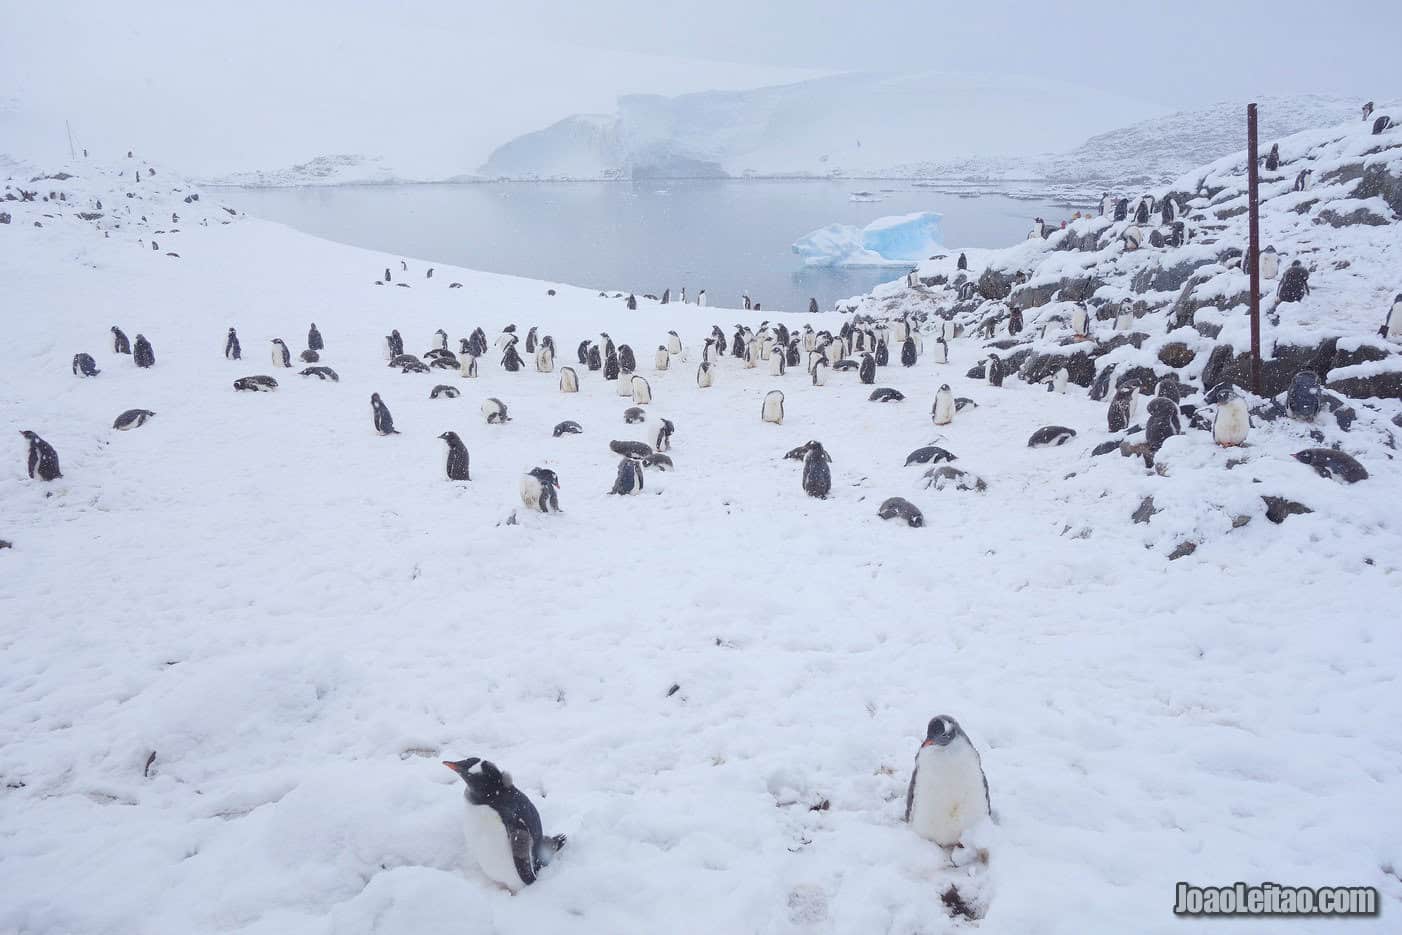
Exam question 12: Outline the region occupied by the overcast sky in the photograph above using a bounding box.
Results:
[3,0,1396,174]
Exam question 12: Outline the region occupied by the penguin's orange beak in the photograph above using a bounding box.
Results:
[920,739,934,748]
[442,761,459,772]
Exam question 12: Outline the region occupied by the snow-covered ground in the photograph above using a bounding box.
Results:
[3,149,1401,935]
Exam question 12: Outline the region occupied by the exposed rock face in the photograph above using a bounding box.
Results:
[1131,257,1216,294]
[1021,349,1097,386]
[1200,340,1341,396]
[1351,162,1402,218]
[1327,367,1402,400]
[1316,205,1390,228]
[977,269,1012,301]
[1157,341,1197,367]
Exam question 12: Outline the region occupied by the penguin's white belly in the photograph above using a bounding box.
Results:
[463,803,525,891]
[520,476,541,508]
[909,744,989,847]
[933,397,954,425]
[1214,399,1250,445]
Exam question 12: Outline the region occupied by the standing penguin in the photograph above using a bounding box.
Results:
[111,326,132,355]
[439,432,471,480]
[932,337,948,365]
[986,354,1004,388]
[1107,384,1137,432]
[626,294,637,310]
[904,716,991,848]
[1276,261,1310,303]
[631,375,652,405]
[801,441,832,498]
[559,367,579,393]
[654,346,670,371]
[308,323,324,351]
[535,343,554,373]
[1208,383,1249,446]
[1293,169,1312,192]
[661,288,670,305]
[1071,303,1089,337]
[587,344,603,372]
[810,357,829,386]
[1259,245,1279,280]
[224,328,242,360]
[482,398,510,424]
[525,327,538,354]
[808,297,819,314]
[127,334,155,369]
[1264,143,1280,172]
[432,329,450,352]
[521,468,562,512]
[603,352,620,381]
[618,345,637,373]
[680,287,687,305]
[441,757,567,892]
[697,289,706,307]
[874,340,889,367]
[666,331,683,356]
[461,354,480,379]
[696,362,714,388]
[610,457,645,495]
[769,347,786,376]
[502,343,525,372]
[1048,367,1069,394]
[21,430,62,480]
[271,338,292,368]
[957,252,968,270]
[370,393,399,435]
[1379,294,1402,341]
[932,385,955,425]
[1286,371,1322,421]
[1007,307,1023,337]
[653,418,674,451]
[1363,101,1375,122]
[72,353,100,377]
[1144,397,1181,452]
[858,353,876,385]
[761,390,785,424]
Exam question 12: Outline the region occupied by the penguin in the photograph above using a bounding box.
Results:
[559,367,579,393]
[133,334,155,368]
[626,294,637,310]
[600,333,616,359]
[1260,245,1279,280]
[1114,307,1135,332]
[697,289,706,307]
[869,387,905,402]
[1293,449,1368,484]
[904,716,991,848]
[553,421,583,437]
[224,328,241,360]
[654,419,675,451]
[1160,196,1179,225]
[615,366,635,397]
[461,354,480,379]
[905,445,957,466]
[801,442,831,498]
[1276,261,1310,303]
[401,260,407,272]
[1363,101,1375,122]
[439,432,471,480]
[1070,303,1089,337]
[1027,425,1077,448]
[21,430,61,480]
[482,398,510,424]
[271,338,291,368]
[957,252,968,270]
[430,384,461,399]
[432,329,449,352]
[742,294,751,310]
[624,407,646,425]
[610,440,652,459]
[308,323,324,351]
[1169,221,1186,248]
[932,385,955,426]
[986,354,1004,388]
[1144,397,1181,453]
[680,287,687,304]
[1374,115,1393,135]
[655,346,670,371]
[370,393,399,435]
[899,337,917,368]
[618,345,637,373]
[769,348,786,376]
[1122,226,1143,251]
[1264,143,1280,172]
[603,352,620,381]
[874,340,889,367]
[1007,307,1023,337]
[1155,375,1182,402]
[858,353,876,385]
[810,357,829,386]
[112,409,155,430]
[1208,383,1249,446]
[520,468,562,512]
[398,357,430,374]
[1048,367,1069,394]
[535,344,554,373]
[111,326,131,354]
[1107,385,1136,432]
[808,297,819,314]
[576,340,590,365]
[502,344,525,372]
[301,349,320,364]
[427,267,434,279]
[631,376,652,405]
[72,353,100,377]
[610,457,645,495]
[932,337,948,365]
[877,497,924,527]
[300,366,339,381]
[1380,294,1402,341]
[761,390,785,425]
[1134,199,1149,224]
[441,757,566,892]
[1293,169,1311,192]
[785,340,801,368]
[233,375,278,391]
[643,453,673,471]
[1113,198,1128,221]
[661,288,670,305]
[525,327,538,354]
[1286,371,1322,421]
[696,362,714,388]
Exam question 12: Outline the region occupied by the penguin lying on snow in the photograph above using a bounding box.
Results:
[113,409,155,430]
[609,440,652,459]
[552,420,583,437]
[905,716,991,848]
[482,398,510,424]
[642,453,673,471]
[72,353,100,377]
[904,445,956,466]
[878,496,924,527]
[1027,426,1076,448]
[1294,448,1367,484]
[868,387,905,402]
[520,468,561,512]
[300,366,339,381]
[430,385,460,399]
[623,407,646,424]
[233,375,278,392]
[443,758,566,892]
[924,466,987,492]
[21,430,62,480]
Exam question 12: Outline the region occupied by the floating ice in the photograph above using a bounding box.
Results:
[792,211,943,267]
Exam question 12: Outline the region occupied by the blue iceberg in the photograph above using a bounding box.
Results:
[792,211,943,267]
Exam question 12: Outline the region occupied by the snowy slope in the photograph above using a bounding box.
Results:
[3,141,1402,935]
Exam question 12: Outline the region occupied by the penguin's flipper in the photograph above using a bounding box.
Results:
[904,764,917,823]
[509,824,538,886]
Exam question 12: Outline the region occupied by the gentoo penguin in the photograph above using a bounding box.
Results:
[587,345,602,372]
[576,340,590,365]
[957,252,968,270]
[482,398,510,424]
[655,346,670,371]
[559,367,579,393]
[1121,226,1143,251]
[1380,294,1402,341]
[1027,425,1076,448]
[696,362,714,388]
[1276,261,1310,303]
[1107,385,1136,432]
[626,294,637,310]
[1134,199,1149,224]
[233,375,278,391]
[858,353,876,385]
[300,349,320,363]
[904,716,991,847]
[610,457,645,495]
[1260,245,1279,280]
[932,385,955,426]
[624,407,646,425]
[1286,371,1322,421]
[224,328,241,360]
[1007,308,1023,337]
[1264,143,1280,172]
[801,442,832,498]
[769,348,786,376]
[904,445,957,466]
[877,496,924,527]
[370,393,399,435]
[680,287,687,304]
[1070,303,1089,337]
[552,421,583,437]
[1373,114,1394,135]
[761,390,785,424]
[72,353,100,377]
[442,757,566,892]
[808,297,819,314]
[461,354,480,379]
[932,338,948,364]
[308,323,323,351]
[1293,169,1312,192]
[300,366,339,381]
[1293,449,1368,484]
[631,376,652,405]
[616,366,635,397]
[112,409,155,430]
[521,468,562,512]
[786,340,801,368]
[661,288,670,305]
[1363,101,1375,122]
[430,384,461,399]
[535,344,554,373]
[603,352,620,381]
[697,289,707,307]
[869,387,905,402]
[1208,383,1249,446]
[874,340,889,367]
[431,329,448,352]
[133,334,155,368]
[439,432,471,480]
[1144,398,1181,452]
[901,337,917,367]
[111,326,131,354]
[1161,196,1179,225]
[742,293,751,310]
[610,440,652,459]
[525,327,538,354]
[21,430,62,480]
[985,354,1004,388]
[600,333,616,359]
[502,343,525,372]
[1113,198,1128,221]
[1048,367,1069,394]
[810,357,829,386]
[271,338,292,368]
[654,418,674,451]
[618,345,637,373]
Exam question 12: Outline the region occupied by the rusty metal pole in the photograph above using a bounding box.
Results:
[1246,103,1262,395]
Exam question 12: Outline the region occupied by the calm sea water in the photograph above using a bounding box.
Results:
[232,180,1073,314]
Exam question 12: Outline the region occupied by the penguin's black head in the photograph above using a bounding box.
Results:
[228,327,236,334]
[1204,382,1237,404]
[529,467,560,488]
[1295,370,1320,387]
[923,716,963,748]
[439,431,460,444]
[20,430,37,441]
[443,757,513,803]
[371,392,382,403]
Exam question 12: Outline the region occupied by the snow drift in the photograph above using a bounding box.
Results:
[792,211,943,267]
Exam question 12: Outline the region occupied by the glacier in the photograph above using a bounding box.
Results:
[792,211,943,267]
